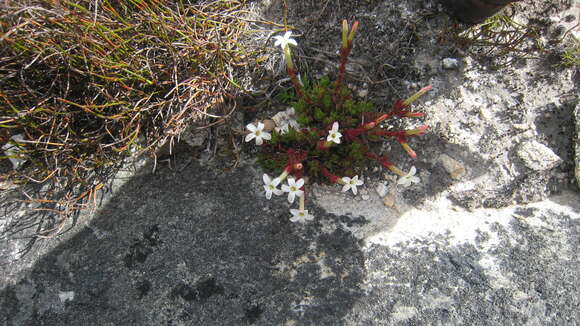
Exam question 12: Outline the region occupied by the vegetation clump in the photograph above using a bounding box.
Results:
[0,0,250,240]
[247,21,431,217]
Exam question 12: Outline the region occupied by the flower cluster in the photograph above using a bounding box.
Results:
[246,22,429,223]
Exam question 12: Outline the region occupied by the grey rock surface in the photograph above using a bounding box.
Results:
[574,105,580,187]
[2,0,579,325]
[1,163,578,326]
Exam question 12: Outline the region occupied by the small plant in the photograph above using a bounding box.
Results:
[559,39,579,67]
[449,13,543,67]
[246,21,431,221]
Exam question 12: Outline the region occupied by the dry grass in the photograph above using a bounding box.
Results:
[0,0,252,245]
[449,13,543,67]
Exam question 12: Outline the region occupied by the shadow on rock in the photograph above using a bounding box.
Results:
[0,161,365,326]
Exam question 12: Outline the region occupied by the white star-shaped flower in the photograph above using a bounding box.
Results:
[327,122,342,144]
[281,177,304,204]
[263,174,282,199]
[289,209,314,223]
[397,166,421,187]
[273,31,298,50]
[341,175,364,195]
[245,122,271,146]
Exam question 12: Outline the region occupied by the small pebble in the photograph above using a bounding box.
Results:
[59,291,75,303]
[376,183,388,197]
[442,58,460,70]
[439,154,466,179]
[383,194,396,208]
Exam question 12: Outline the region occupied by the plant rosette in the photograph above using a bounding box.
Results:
[245,21,430,223]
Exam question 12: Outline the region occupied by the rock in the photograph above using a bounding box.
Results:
[1,134,27,170]
[376,182,388,197]
[442,58,460,70]
[575,104,580,187]
[438,154,466,179]
[516,140,562,171]
[261,119,276,132]
[181,129,208,148]
[383,194,396,207]
[272,107,300,134]
[357,88,369,98]
[58,291,75,303]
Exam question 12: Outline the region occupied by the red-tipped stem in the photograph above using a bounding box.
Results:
[365,152,406,176]
[321,167,339,184]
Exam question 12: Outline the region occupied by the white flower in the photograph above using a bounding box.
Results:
[326,122,342,144]
[273,31,298,50]
[281,177,304,204]
[397,166,421,187]
[290,209,314,223]
[341,175,364,195]
[245,122,271,145]
[263,174,282,199]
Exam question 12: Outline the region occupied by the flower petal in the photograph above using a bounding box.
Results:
[256,122,265,131]
[282,185,290,192]
[295,178,304,188]
[263,174,271,184]
[284,31,293,39]
[245,133,256,142]
[332,122,339,132]
[255,137,263,146]
[246,123,257,132]
[397,177,408,186]
[273,36,284,47]
[342,184,350,192]
[272,177,281,187]
[296,189,304,198]
[290,209,300,216]
[273,188,283,196]
[290,216,300,223]
[288,192,296,204]
[265,190,272,200]
[409,166,417,176]
[352,185,358,195]
[287,177,296,187]
[288,38,298,47]
[262,132,271,140]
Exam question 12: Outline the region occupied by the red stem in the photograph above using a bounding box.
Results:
[321,167,339,184]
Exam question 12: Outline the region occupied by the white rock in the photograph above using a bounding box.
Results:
[376,182,388,197]
[272,107,300,134]
[438,154,466,179]
[517,140,562,171]
[357,88,369,98]
[442,58,460,70]
[58,291,75,303]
